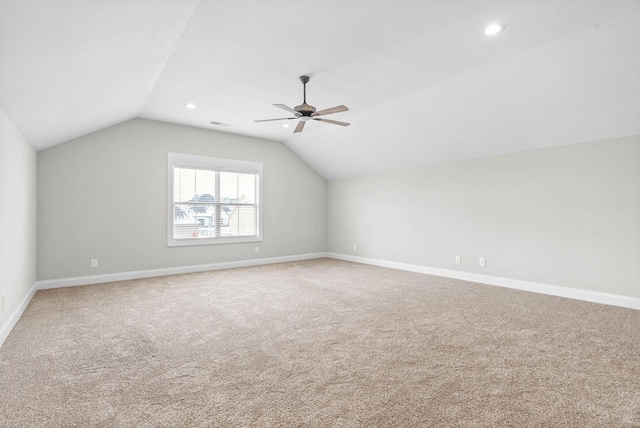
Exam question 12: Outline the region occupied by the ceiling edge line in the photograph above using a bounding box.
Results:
[137,0,204,113]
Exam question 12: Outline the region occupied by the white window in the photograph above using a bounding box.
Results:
[167,152,262,246]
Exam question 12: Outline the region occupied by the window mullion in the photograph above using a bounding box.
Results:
[215,170,221,237]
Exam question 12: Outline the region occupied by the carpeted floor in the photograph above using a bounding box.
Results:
[1,258,639,427]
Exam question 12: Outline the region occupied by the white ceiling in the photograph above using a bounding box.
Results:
[1,0,639,179]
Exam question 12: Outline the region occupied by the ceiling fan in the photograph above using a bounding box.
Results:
[255,75,350,133]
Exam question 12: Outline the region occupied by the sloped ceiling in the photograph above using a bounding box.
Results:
[1,0,639,179]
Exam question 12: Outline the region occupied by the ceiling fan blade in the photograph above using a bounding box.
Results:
[313,118,350,126]
[294,121,305,133]
[313,105,349,116]
[254,117,296,122]
[273,104,299,115]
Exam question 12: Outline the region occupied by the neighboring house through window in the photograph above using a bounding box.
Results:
[167,152,262,246]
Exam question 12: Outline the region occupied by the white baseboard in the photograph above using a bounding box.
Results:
[36,252,329,290]
[1,253,328,348]
[2,252,637,349]
[327,253,640,310]
[0,282,38,348]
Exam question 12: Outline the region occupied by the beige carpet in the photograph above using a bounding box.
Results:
[1,258,639,427]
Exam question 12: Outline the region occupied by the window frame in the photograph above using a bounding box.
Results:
[167,152,263,247]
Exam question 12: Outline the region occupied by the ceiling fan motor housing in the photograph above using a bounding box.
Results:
[294,103,316,115]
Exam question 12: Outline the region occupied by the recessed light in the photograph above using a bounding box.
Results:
[185,103,197,109]
[282,123,290,128]
[484,23,505,36]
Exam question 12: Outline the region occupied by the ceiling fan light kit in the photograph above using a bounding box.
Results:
[255,75,350,133]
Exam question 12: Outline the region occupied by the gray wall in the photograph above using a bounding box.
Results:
[327,135,640,298]
[37,119,326,280]
[0,108,37,327]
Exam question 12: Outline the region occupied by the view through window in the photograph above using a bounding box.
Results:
[168,153,262,246]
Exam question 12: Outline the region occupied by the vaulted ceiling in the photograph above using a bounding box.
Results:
[1,1,639,179]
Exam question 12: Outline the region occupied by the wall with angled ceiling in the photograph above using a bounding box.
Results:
[327,135,640,300]
[36,119,326,281]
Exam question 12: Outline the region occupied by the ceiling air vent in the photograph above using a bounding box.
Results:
[210,120,231,127]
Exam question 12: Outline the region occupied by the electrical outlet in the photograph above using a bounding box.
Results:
[479,257,486,267]
[455,256,461,264]
[353,244,357,251]
[91,259,98,268]
[255,246,260,254]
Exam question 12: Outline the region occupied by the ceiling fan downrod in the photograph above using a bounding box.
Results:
[296,75,315,115]
[300,75,310,104]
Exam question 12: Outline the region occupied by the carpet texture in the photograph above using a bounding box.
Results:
[1,258,639,427]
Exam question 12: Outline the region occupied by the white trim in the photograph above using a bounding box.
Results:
[35,253,328,290]
[327,253,640,310]
[167,152,264,247]
[2,253,327,348]
[168,152,263,173]
[0,282,38,348]
[3,252,637,348]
